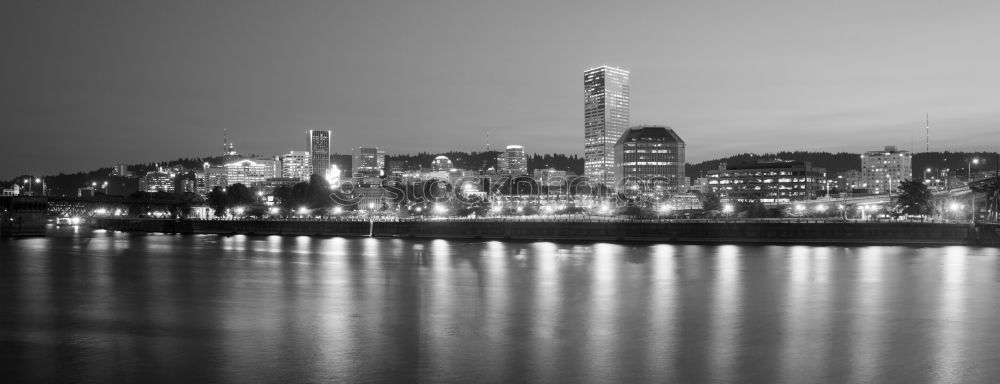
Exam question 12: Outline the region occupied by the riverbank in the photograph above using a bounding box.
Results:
[89,218,1000,246]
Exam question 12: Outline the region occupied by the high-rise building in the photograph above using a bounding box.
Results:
[496,145,528,176]
[308,130,331,178]
[352,147,382,179]
[280,151,312,181]
[861,145,912,194]
[584,65,630,188]
[614,126,686,194]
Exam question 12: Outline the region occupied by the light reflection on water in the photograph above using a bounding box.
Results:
[3,230,1000,383]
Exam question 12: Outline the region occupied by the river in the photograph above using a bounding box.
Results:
[2,227,1000,383]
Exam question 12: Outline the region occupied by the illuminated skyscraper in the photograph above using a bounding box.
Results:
[584,66,630,188]
[308,130,331,178]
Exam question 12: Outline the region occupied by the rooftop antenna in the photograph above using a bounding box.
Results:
[223,128,228,154]
[925,113,930,153]
[486,130,491,152]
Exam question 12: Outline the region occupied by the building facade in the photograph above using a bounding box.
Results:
[496,145,528,175]
[861,146,912,194]
[584,65,630,188]
[707,160,826,203]
[833,169,863,193]
[352,147,382,179]
[308,130,331,178]
[112,164,132,178]
[614,126,686,194]
[139,171,175,193]
[223,159,277,187]
[280,151,312,181]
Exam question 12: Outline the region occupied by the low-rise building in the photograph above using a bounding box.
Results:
[707,159,826,203]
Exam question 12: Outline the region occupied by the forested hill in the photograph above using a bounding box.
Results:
[686,151,1000,178]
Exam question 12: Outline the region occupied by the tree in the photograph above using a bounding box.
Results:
[306,174,332,209]
[225,183,255,207]
[207,186,228,217]
[701,192,722,211]
[894,179,934,217]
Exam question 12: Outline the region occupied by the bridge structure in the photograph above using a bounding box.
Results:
[47,195,191,219]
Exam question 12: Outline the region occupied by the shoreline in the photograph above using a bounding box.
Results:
[89,218,1000,247]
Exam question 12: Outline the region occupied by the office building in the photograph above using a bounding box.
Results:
[861,146,912,194]
[353,147,382,182]
[707,159,826,203]
[584,65,630,187]
[223,158,277,188]
[280,151,312,181]
[614,126,686,193]
[139,171,175,193]
[308,130,331,178]
[496,145,528,176]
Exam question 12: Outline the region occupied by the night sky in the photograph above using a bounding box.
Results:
[2,0,999,179]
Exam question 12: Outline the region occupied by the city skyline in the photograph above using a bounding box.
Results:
[3,1,1000,180]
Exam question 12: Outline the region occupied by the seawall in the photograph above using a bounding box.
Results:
[90,218,1000,246]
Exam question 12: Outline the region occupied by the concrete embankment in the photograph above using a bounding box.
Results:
[91,218,1000,246]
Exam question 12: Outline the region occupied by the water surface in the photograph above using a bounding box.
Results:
[2,228,1000,383]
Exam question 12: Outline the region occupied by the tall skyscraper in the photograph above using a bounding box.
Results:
[584,66,630,188]
[308,130,331,178]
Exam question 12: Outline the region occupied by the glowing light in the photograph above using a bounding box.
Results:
[269,207,280,215]
[433,204,447,214]
[332,206,343,214]
[816,204,827,212]
[233,207,245,215]
[298,206,309,215]
[325,165,341,186]
[722,204,734,213]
